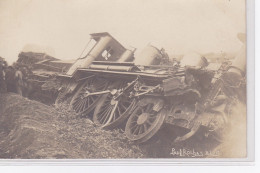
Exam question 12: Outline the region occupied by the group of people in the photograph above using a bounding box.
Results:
[0,57,31,96]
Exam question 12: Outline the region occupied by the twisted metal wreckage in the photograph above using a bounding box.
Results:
[10,32,246,144]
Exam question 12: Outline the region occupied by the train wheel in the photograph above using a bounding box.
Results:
[125,98,166,144]
[93,93,136,129]
[70,77,108,116]
[93,81,135,129]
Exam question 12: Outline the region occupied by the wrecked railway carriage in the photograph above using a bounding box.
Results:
[16,32,246,144]
[13,52,73,101]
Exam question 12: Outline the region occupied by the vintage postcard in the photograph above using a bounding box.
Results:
[0,0,252,162]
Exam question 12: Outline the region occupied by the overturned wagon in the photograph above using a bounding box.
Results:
[12,52,73,101]
[55,32,246,144]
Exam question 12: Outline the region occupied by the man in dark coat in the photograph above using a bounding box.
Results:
[0,57,7,93]
[5,66,16,92]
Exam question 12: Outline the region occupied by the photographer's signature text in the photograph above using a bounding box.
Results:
[170,148,220,157]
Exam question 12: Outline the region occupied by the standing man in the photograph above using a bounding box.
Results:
[5,66,16,92]
[0,57,7,93]
[14,67,24,96]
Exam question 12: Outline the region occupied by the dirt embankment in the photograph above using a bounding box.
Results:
[0,93,247,159]
[0,93,144,159]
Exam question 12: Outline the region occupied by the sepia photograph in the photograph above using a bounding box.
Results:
[0,0,248,160]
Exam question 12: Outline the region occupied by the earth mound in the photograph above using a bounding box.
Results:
[0,93,144,159]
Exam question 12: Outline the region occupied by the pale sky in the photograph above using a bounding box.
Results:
[0,0,246,64]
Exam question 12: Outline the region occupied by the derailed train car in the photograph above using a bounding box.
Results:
[11,52,73,101]
[54,32,246,144]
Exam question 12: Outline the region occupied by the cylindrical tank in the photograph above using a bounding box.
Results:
[228,33,246,76]
[117,49,134,62]
[228,44,246,76]
[180,53,208,68]
[66,36,112,76]
[134,45,162,66]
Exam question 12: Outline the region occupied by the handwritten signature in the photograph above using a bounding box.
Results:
[170,148,221,157]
